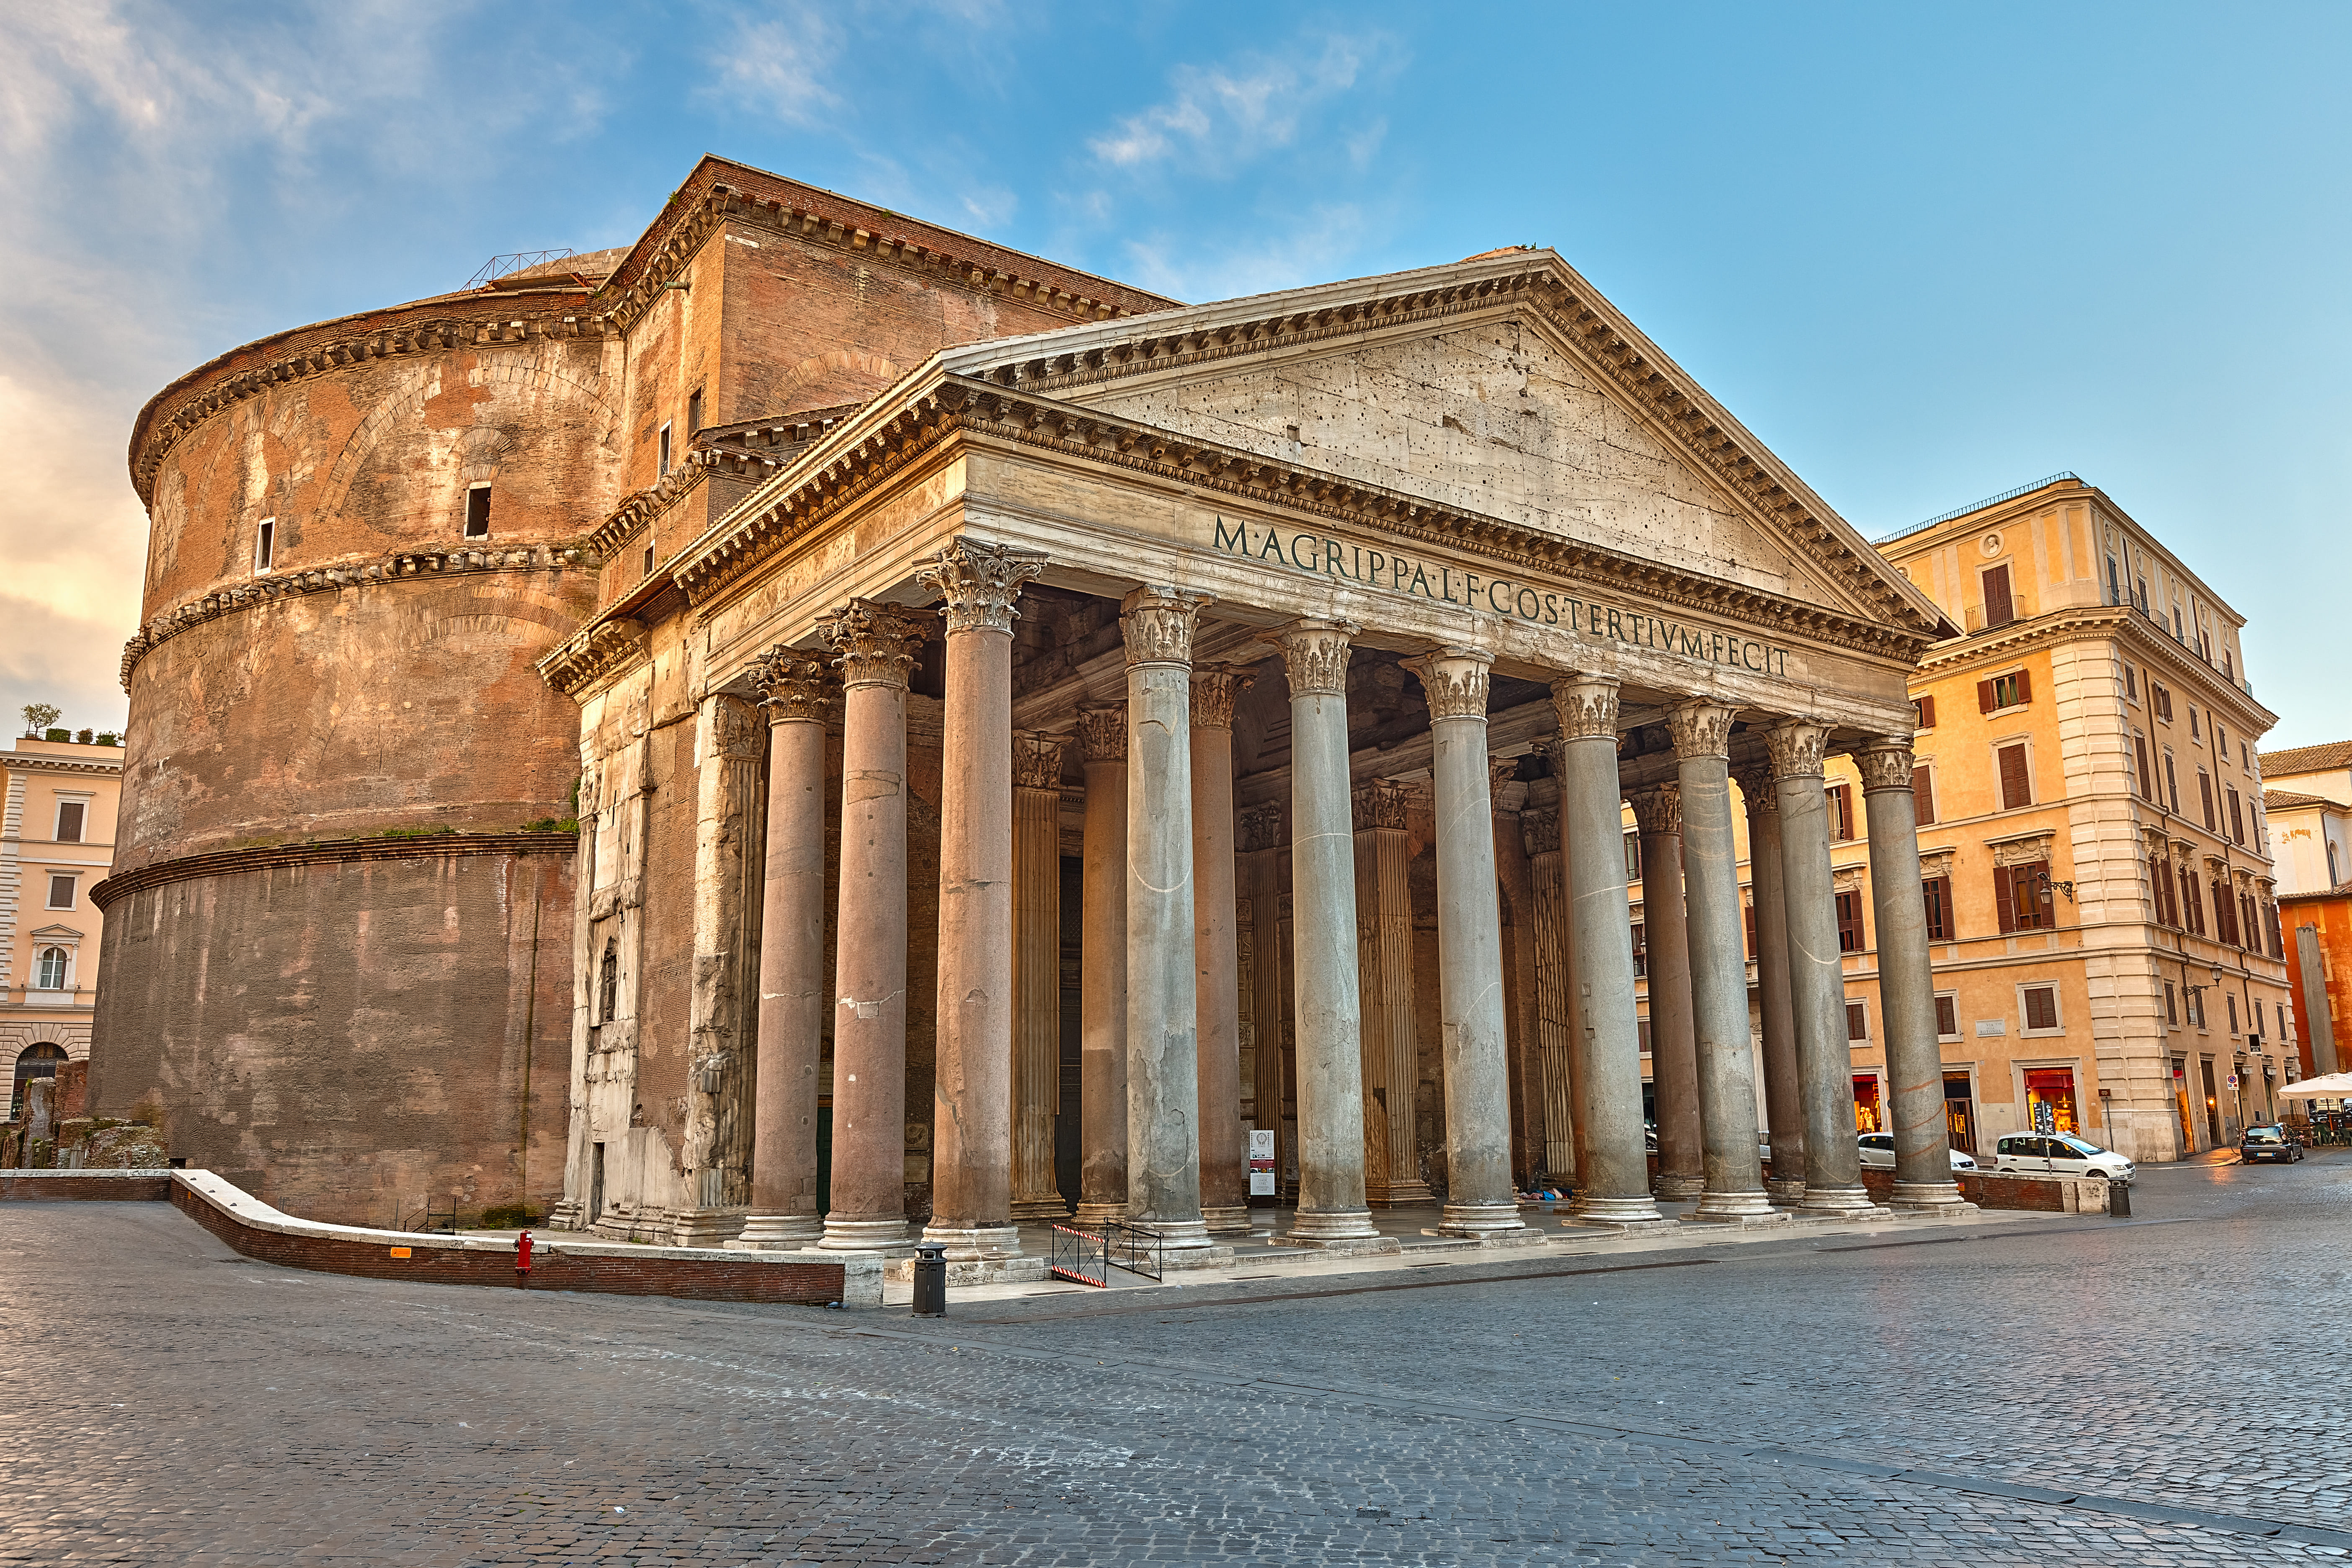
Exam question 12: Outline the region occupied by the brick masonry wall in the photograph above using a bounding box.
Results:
[0,1173,170,1201]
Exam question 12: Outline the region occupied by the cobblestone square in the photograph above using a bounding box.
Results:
[4,1156,2348,1565]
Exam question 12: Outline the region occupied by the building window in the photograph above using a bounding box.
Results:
[46,874,75,910]
[254,516,276,573]
[1978,670,2030,712]
[2151,855,2177,926]
[464,484,492,539]
[1914,695,1937,730]
[1827,783,1856,841]
[2210,877,2237,945]
[2152,683,2173,722]
[2227,994,2240,1035]
[1836,889,1866,953]
[54,800,85,843]
[2189,707,2201,740]
[1923,876,1953,941]
[658,422,673,478]
[2132,735,2153,802]
[1994,861,2050,932]
[1624,831,1642,882]
[2164,981,2179,1026]
[597,940,619,1025]
[2226,788,2245,845]
[2179,865,2205,935]
[1630,920,1647,978]
[2021,984,2061,1033]
[2124,664,2139,701]
[1912,765,1935,826]
[1997,743,2032,810]
[35,946,67,990]
[2164,750,2181,813]
[687,387,704,435]
[1934,993,1959,1039]
[10,1044,66,1119]
[1981,563,2016,628]
[2197,771,2216,831]
[1846,1000,1870,1041]
[642,540,657,578]
[1743,899,1757,959]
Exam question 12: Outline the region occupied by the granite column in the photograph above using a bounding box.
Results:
[1010,731,1069,1220]
[1074,705,1129,1227]
[1735,762,1806,1203]
[1630,785,1703,1200]
[1191,667,1253,1236]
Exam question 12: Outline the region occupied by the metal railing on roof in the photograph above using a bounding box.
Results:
[466,249,578,289]
[2106,585,2256,699]
[1875,472,2082,545]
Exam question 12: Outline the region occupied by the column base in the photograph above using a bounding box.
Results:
[667,1207,747,1248]
[1797,1184,1884,1217]
[1889,1181,1976,1212]
[1202,1205,1254,1235]
[886,1254,1049,1287]
[1653,1173,1707,1201]
[1367,1181,1436,1207]
[913,1223,1046,1284]
[1282,1232,1404,1256]
[724,1213,824,1250]
[1287,1207,1383,1244]
[1569,1193,1667,1226]
[1009,1197,1072,1221]
[547,1200,588,1231]
[1689,1190,1785,1223]
[1439,1205,1550,1247]
[1071,1202,1127,1228]
[819,1217,916,1256]
[1764,1177,1807,1207]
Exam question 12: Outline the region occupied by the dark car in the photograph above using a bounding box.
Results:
[2240,1124,2305,1163]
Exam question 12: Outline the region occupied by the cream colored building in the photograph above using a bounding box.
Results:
[3,735,123,1118]
[2258,740,2352,895]
[1811,475,2292,1163]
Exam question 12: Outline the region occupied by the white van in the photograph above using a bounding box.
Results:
[1992,1132,2135,1184]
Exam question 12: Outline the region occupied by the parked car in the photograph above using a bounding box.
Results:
[2239,1124,2305,1163]
[1992,1132,2135,1183]
[1857,1131,1978,1172]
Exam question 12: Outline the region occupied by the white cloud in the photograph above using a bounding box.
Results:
[1117,202,1375,304]
[1088,34,1395,177]
[706,6,846,126]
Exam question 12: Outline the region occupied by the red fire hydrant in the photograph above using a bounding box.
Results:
[516,1228,533,1288]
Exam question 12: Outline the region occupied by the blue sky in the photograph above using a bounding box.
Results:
[4,1,2347,745]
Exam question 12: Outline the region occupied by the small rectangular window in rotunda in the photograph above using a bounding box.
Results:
[465,484,492,539]
[659,422,673,478]
[254,516,276,573]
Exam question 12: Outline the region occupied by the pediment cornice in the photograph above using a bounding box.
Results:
[665,374,1935,667]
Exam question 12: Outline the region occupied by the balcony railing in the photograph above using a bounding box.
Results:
[2104,586,2255,699]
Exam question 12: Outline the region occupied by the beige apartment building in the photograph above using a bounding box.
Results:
[2258,740,2352,897]
[4,734,123,1119]
[1821,474,2291,1161]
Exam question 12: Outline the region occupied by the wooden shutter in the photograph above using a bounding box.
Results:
[1916,694,1937,729]
[1934,994,1957,1037]
[1983,564,2014,626]
[1912,765,1935,825]
[2228,789,2244,844]
[1846,1001,1868,1040]
[2134,737,2153,801]
[2025,988,2058,1031]
[1994,866,2018,933]
[2198,772,2215,830]
[1977,678,1997,714]
[1923,876,1951,940]
[1998,743,2031,810]
[2014,668,2032,704]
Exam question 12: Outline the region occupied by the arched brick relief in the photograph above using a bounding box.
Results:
[780,349,900,410]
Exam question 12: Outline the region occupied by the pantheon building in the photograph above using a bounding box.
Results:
[94,158,1963,1260]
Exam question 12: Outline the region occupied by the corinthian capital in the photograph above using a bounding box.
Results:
[1763,719,1831,780]
[1849,738,1919,794]
[1729,762,1778,817]
[750,648,833,725]
[1120,585,1211,667]
[1076,703,1127,763]
[1190,665,1255,729]
[1520,805,1560,857]
[1665,699,1734,761]
[1238,801,1286,853]
[1550,675,1621,741]
[1627,783,1682,838]
[1406,647,1493,722]
[1013,731,1068,791]
[705,693,766,761]
[1351,778,1413,832]
[817,599,928,689]
[1266,619,1359,697]
[916,539,1046,634]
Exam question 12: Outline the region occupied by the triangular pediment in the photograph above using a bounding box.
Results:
[934,254,1948,637]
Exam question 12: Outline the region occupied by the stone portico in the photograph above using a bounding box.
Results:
[539,250,1967,1271]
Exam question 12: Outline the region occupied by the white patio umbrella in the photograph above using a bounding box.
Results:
[2278,1071,2352,1098]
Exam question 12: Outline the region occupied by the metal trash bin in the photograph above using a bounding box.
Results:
[2108,1180,2131,1218]
[912,1241,948,1318]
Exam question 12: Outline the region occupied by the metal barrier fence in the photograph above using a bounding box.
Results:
[1048,1221,1169,1286]
[1050,1225,1106,1287]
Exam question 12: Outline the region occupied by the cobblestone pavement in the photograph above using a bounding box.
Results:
[3,1157,2349,1565]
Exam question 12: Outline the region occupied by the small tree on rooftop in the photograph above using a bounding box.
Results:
[21,703,61,737]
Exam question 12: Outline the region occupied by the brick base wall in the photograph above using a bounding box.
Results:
[0,1172,171,1202]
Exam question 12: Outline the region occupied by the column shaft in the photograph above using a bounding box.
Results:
[1192,669,1252,1235]
[1121,588,1215,1260]
[1240,804,1288,1209]
[1522,785,1578,1187]
[1769,720,1875,1213]
[1409,650,1532,1239]
[816,602,926,1252]
[1554,677,1665,1227]
[921,541,1044,1267]
[1669,703,1775,1221]
[1736,764,1806,1202]
[1075,707,1129,1227]
[1354,779,1429,1205]
[735,656,831,1248]
[1856,741,1967,1209]
[1631,787,1703,1200]
[1009,733,1068,1220]
[1269,621,1380,1244]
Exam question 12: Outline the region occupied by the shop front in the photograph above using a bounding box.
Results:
[2023,1067,2079,1135]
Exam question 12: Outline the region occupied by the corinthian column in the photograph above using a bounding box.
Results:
[1629,784,1703,1201]
[1734,761,1805,1203]
[1353,776,1428,1206]
[1407,649,1536,1241]
[1669,701,1777,1222]
[1239,801,1289,1204]
[1266,620,1383,1246]
[1854,738,1967,1210]
[676,690,766,1245]
[815,600,927,1252]
[1192,666,1253,1236]
[918,540,1046,1274]
[1010,730,1069,1220]
[1768,718,1875,1214]
[732,652,831,1249]
[1122,587,1219,1264]
[1522,775,1579,1189]
[1074,704,1129,1227]
[1553,676,1665,1228]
